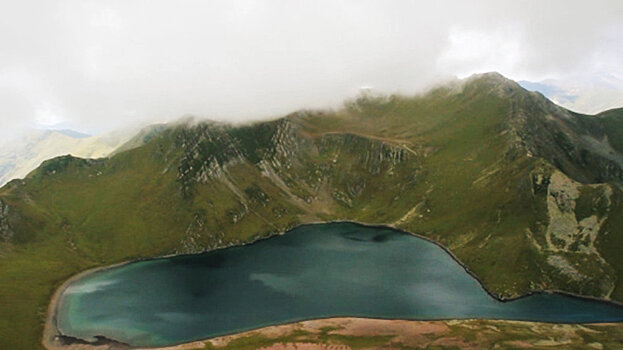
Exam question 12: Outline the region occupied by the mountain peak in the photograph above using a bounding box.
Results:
[469,71,507,81]
[465,71,518,86]
[462,72,524,97]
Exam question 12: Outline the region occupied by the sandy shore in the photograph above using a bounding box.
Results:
[42,261,135,350]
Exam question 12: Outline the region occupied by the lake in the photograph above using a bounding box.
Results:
[55,222,623,347]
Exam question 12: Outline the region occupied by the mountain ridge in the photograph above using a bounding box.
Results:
[0,127,138,187]
[1,72,623,349]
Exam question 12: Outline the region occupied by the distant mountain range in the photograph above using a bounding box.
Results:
[1,72,622,349]
[0,128,137,187]
[519,74,623,114]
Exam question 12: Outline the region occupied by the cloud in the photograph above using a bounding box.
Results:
[437,26,524,78]
[0,0,621,139]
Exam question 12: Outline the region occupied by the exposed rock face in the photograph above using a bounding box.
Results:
[178,211,226,254]
[0,199,13,242]
[545,171,609,253]
[317,134,408,175]
[269,119,302,168]
[546,171,581,250]
[174,118,415,216]
[538,170,615,295]
[176,123,246,196]
[546,255,586,282]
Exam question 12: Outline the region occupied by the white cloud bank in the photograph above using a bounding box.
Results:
[1,0,622,139]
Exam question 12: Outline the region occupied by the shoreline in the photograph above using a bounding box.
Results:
[133,318,623,350]
[42,220,623,350]
[51,317,623,350]
[43,260,135,350]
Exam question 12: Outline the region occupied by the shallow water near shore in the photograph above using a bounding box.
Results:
[55,222,623,347]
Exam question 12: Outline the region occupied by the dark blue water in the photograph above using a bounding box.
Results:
[56,222,623,347]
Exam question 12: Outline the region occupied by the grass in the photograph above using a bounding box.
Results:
[193,324,395,350]
[598,108,623,154]
[595,185,623,300]
[189,319,623,350]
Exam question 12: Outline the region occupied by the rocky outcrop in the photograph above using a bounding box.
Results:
[545,255,586,282]
[545,171,609,253]
[174,118,415,212]
[545,171,581,250]
[178,211,226,254]
[316,133,409,175]
[268,119,302,169]
[535,170,616,295]
[176,124,245,196]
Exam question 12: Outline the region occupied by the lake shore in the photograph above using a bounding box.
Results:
[46,317,623,350]
[42,221,623,350]
[42,260,135,350]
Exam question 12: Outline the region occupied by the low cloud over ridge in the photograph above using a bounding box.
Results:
[1,0,622,139]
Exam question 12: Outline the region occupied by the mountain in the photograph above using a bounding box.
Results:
[519,74,623,114]
[1,72,623,349]
[0,128,137,187]
[52,129,91,139]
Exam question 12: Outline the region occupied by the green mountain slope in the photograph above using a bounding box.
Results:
[1,72,622,349]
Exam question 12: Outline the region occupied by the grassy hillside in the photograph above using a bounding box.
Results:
[1,73,622,349]
[597,107,623,154]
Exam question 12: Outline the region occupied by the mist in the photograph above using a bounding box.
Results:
[1,0,622,140]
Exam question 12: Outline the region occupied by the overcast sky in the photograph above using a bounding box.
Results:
[1,0,622,139]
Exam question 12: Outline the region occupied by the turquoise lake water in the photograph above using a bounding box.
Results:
[56,222,623,347]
